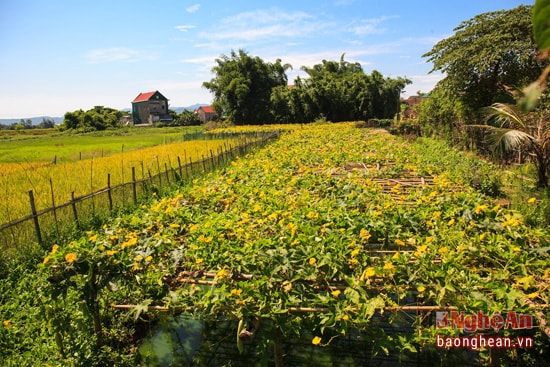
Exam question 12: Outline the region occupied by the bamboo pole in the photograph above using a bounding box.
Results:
[28,190,42,245]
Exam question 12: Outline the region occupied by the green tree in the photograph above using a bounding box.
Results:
[63,110,83,130]
[474,103,550,187]
[423,5,544,112]
[278,55,410,123]
[203,49,291,124]
[417,85,469,144]
[37,118,56,129]
[62,107,121,131]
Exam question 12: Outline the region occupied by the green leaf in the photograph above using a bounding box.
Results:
[533,0,550,51]
[237,319,245,354]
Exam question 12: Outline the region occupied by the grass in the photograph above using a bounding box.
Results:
[0,126,244,224]
[0,126,203,164]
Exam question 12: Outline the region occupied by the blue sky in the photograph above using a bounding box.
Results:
[0,0,531,118]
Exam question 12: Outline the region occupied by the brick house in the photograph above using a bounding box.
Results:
[131,90,172,125]
[195,106,218,123]
[400,95,427,119]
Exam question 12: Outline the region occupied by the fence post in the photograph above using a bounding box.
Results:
[107,174,113,211]
[202,155,207,172]
[184,151,189,178]
[164,163,170,184]
[156,156,162,190]
[49,178,60,239]
[71,191,80,229]
[28,190,43,245]
[210,149,215,170]
[177,156,183,181]
[131,167,138,204]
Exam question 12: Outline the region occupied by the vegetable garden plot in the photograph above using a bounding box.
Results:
[41,123,550,366]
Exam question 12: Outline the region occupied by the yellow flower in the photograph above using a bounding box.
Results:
[196,258,204,264]
[133,263,139,271]
[231,288,243,296]
[528,197,537,204]
[169,223,180,229]
[134,255,143,262]
[512,246,521,252]
[312,336,322,345]
[217,269,229,279]
[51,244,59,254]
[438,247,448,254]
[306,211,319,219]
[475,205,488,215]
[447,218,455,226]
[392,252,400,260]
[342,314,349,321]
[417,285,426,293]
[350,248,360,257]
[309,257,317,266]
[413,245,427,257]
[363,267,376,279]
[106,250,116,256]
[383,262,395,272]
[394,239,405,247]
[3,320,11,329]
[43,256,50,264]
[479,233,486,241]
[89,234,98,242]
[331,289,341,298]
[527,292,539,299]
[543,268,550,280]
[360,229,372,242]
[145,255,153,262]
[65,253,77,264]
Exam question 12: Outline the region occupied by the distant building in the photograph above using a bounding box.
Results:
[131,90,172,125]
[400,95,428,119]
[195,106,218,123]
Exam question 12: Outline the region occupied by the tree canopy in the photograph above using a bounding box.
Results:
[203,50,290,125]
[423,5,545,111]
[204,50,410,124]
[63,106,122,131]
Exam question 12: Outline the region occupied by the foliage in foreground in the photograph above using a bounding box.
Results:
[30,123,550,366]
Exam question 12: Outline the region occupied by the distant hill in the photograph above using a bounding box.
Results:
[0,116,63,126]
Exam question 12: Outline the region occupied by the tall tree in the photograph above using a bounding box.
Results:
[476,103,550,187]
[203,49,290,125]
[423,5,544,112]
[296,55,410,122]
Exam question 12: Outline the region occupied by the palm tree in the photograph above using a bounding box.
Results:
[480,102,550,187]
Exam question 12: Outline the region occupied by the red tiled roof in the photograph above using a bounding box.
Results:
[133,91,157,103]
[200,106,215,113]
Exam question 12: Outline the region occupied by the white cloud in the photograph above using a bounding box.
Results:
[84,47,150,64]
[350,16,398,36]
[403,73,445,96]
[175,25,196,32]
[198,8,332,43]
[186,4,200,13]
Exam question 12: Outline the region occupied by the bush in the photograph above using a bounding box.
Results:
[413,137,502,197]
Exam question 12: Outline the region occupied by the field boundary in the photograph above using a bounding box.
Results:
[1,130,281,255]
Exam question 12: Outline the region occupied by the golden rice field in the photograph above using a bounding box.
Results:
[0,138,238,224]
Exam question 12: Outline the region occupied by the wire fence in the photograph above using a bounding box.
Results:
[0,131,281,256]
